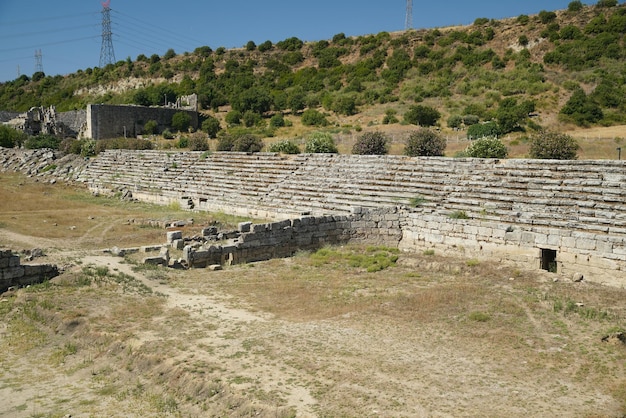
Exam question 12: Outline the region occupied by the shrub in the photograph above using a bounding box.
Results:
[404,128,446,157]
[225,110,242,126]
[143,120,158,135]
[171,112,192,132]
[201,116,221,138]
[177,136,189,148]
[80,139,96,157]
[403,105,441,127]
[269,114,285,128]
[301,109,329,126]
[24,134,61,150]
[0,125,26,148]
[352,131,389,155]
[447,115,462,129]
[162,129,174,139]
[596,0,617,7]
[529,131,579,159]
[216,135,236,151]
[188,134,210,151]
[466,137,508,159]
[304,132,338,153]
[382,109,399,125]
[467,122,500,139]
[568,0,583,11]
[233,134,264,152]
[268,139,300,154]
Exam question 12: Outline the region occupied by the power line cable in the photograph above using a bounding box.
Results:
[0,35,101,54]
[112,10,207,50]
[0,11,97,27]
[1,23,99,40]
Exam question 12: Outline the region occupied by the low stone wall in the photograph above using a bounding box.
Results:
[0,250,59,293]
[183,215,354,268]
[182,208,405,268]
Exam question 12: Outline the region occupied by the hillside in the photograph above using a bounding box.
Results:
[2,1,626,147]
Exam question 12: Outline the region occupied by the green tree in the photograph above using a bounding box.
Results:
[269,113,285,128]
[596,0,617,7]
[245,40,256,51]
[560,88,603,126]
[163,48,176,60]
[568,0,583,11]
[352,131,389,155]
[201,116,221,138]
[466,137,508,158]
[225,110,242,126]
[404,128,446,157]
[529,131,579,159]
[143,120,158,135]
[301,109,329,126]
[258,40,273,52]
[403,105,441,127]
[172,112,192,132]
[304,132,338,153]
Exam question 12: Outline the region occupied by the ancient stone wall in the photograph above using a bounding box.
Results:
[79,150,626,285]
[85,104,199,140]
[183,215,353,268]
[0,250,59,293]
[2,148,626,285]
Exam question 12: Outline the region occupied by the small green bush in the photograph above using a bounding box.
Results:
[352,131,389,155]
[0,125,26,148]
[162,129,174,139]
[466,137,508,159]
[304,132,338,153]
[24,134,61,150]
[232,134,264,152]
[143,120,158,135]
[404,128,446,157]
[188,134,209,151]
[269,114,285,128]
[216,136,236,151]
[268,139,300,154]
[529,131,579,160]
[449,210,469,219]
[301,109,329,127]
[467,122,500,140]
[177,136,189,148]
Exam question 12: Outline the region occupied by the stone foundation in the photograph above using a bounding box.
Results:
[0,250,59,293]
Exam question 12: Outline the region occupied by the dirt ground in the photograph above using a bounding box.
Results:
[0,173,625,417]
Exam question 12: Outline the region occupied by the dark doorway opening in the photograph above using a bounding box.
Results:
[540,249,557,273]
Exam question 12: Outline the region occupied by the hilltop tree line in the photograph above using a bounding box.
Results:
[0,0,618,159]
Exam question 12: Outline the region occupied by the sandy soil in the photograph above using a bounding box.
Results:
[0,179,625,417]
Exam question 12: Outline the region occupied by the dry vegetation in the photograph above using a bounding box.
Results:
[0,173,625,417]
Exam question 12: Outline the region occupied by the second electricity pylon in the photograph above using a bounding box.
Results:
[99,0,116,67]
[405,0,413,30]
[34,49,43,73]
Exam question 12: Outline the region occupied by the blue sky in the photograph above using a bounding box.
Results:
[0,1,583,83]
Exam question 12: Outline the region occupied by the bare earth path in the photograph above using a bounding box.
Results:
[0,183,625,416]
